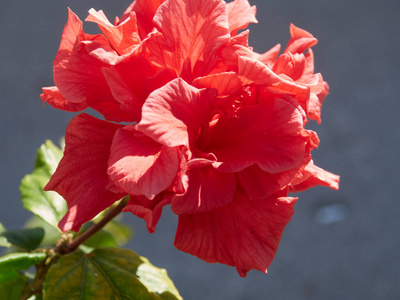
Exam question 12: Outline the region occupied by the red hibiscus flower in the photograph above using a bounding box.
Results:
[42,0,339,276]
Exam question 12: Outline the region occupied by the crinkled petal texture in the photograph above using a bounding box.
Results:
[107,126,180,199]
[175,189,297,277]
[147,0,230,76]
[136,78,216,148]
[52,9,139,123]
[44,114,125,232]
[123,194,172,233]
[207,96,309,173]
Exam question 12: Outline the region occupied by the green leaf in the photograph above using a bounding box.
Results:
[0,252,46,271]
[28,294,43,300]
[0,228,45,251]
[34,140,64,175]
[0,223,10,248]
[24,217,61,248]
[81,220,133,249]
[20,140,67,230]
[44,248,182,300]
[0,270,27,299]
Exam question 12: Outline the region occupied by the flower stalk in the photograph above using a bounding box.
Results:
[19,196,129,299]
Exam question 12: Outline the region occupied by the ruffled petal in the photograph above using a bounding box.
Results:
[40,86,88,112]
[148,0,230,76]
[108,126,180,199]
[119,0,165,38]
[257,44,281,68]
[238,56,282,86]
[171,165,236,214]
[44,113,125,232]
[284,23,318,54]
[54,9,134,122]
[123,194,172,233]
[174,189,297,277]
[192,72,243,95]
[206,97,308,173]
[227,0,257,36]
[290,160,340,192]
[86,9,141,55]
[136,78,217,148]
[237,163,304,199]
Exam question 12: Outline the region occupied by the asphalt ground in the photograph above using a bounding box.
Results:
[1,0,399,299]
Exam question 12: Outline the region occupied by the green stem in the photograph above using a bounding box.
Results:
[19,196,129,299]
[57,196,129,254]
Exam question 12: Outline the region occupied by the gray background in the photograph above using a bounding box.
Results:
[1,0,399,299]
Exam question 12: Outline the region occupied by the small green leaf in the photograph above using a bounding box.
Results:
[0,252,47,271]
[28,294,43,300]
[20,140,67,230]
[102,220,133,246]
[0,223,10,248]
[44,248,182,300]
[34,140,64,175]
[0,270,27,299]
[81,220,133,249]
[24,217,61,248]
[83,229,119,248]
[0,228,45,251]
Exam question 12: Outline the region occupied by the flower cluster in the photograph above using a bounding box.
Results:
[41,0,339,276]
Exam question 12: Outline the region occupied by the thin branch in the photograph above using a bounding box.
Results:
[57,196,129,254]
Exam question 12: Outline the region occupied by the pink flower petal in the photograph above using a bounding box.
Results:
[86,9,141,55]
[290,160,340,192]
[174,189,297,276]
[171,165,236,214]
[192,72,243,95]
[148,0,230,76]
[237,163,305,199]
[206,97,308,173]
[40,86,88,112]
[54,9,134,122]
[119,0,165,38]
[108,126,180,199]
[123,194,172,233]
[136,78,217,148]
[227,0,258,36]
[44,113,125,232]
[284,23,318,54]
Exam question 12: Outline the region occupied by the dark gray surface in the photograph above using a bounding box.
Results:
[1,0,399,299]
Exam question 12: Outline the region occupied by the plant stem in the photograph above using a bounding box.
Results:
[19,196,129,299]
[59,196,129,254]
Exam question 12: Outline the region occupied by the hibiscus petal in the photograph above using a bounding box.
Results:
[123,194,172,233]
[136,78,217,148]
[40,86,88,112]
[54,9,133,122]
[174,189,297,276]
[107,126,180,199]
[257,44,281,67]
[54,9,112,103]
[192,72,243,95]
[272,52,306,81]
[284,23,318,54]
[237,163,304,199]
[148,0,230,75]
[290,160,340,192]
[227,0,257,36]
[86,9,141,55]
[119,0,165,38]
[207,97,308,173]
[44,113,125,232]
[171,165,236,215]
[238,56,282,86]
